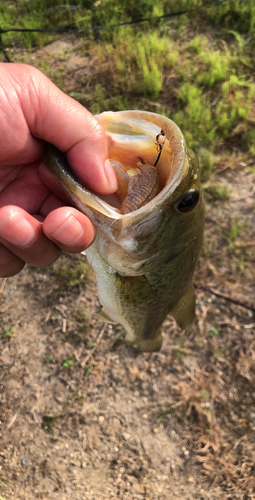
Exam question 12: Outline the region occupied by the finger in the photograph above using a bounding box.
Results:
[0,206,61,267]
[0,243,25,277]
[1,63,118,194]
[43,207,96,253]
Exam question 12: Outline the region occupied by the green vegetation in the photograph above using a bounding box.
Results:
[42,412,59,429]
[63,356,73,368]
[87,339,96,348]
[44,356,54,363]
[1,0,255,157]
[227,217,243,248]
[85,363,93,376]
[1,325,14,339]
[206,183,232,201]
[53,255,89,294]
[208,326,219,337]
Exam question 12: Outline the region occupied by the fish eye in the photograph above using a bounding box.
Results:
[175,189,200,213]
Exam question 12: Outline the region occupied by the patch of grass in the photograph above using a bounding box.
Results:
[176,346,190,359]
[63,356,73,368]
[174,83,216,148]
[1,325,14,339]
[44,356,54,364]
[197,50,231,88]
[90,84,108,115]
[53,255,89,295]
[85,364,93,376]
[212,346,225,357]
[198,148,214,182]
[42,412,59,430]
[206,184,232,201]
[73,308,90,337]
[227,218,243,249]
[50,316,60,324]
[208,326,219,337]
[87,340,96,349]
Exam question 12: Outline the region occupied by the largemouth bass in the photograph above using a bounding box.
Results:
[43,111,205,352]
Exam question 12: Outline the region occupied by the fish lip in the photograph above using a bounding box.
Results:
[96,110,188,219]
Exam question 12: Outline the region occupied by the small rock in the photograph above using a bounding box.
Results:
[21,457,30,466]
[122,432,131,441]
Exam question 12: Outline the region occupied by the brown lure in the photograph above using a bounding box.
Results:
[121,163,160,214]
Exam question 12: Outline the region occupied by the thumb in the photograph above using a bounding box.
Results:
[2,63,118,194]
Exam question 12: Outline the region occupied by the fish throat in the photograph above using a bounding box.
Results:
[111,129,165,214]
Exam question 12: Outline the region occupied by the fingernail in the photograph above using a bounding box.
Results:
[104,160,118,191]
[0,211,35,247]
[51,215,84,246]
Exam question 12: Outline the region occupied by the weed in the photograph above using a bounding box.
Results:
[90,85,108,115]
[174,84,215,147]
[1,325,14,339]
[206,184,231,201]
[197,51,230,88]
[63,356,73,368]
[74,308,90,337]
[67,390,85,405]
[85,364,93,376]
[198,148,214,182]
[87,340,96,349]
[53,255,89,295]
[208,326,219,337]
[54,67,64,91]
[188,35,207,55]
[212,346,225,357]
[42,412,59,430]
[227,218,242,248]
[50,316,60,323]
[44,356,54,364]
[176,346,190,359]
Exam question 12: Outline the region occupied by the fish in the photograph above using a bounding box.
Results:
[43,110,205,352]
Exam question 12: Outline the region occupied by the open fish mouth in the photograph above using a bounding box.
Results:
[44,111,190,222]
[96,110,189,216]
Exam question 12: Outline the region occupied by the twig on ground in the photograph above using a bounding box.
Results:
[80,324,106,368]
[7,414,17,429]
[194,283,255,313]
[0,278,7,294]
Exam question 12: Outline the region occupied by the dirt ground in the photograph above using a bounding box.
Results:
[0,38,255,500]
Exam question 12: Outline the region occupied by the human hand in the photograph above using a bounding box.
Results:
[0,63,118,277]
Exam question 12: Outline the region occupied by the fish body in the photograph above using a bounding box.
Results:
[43,111,205,351]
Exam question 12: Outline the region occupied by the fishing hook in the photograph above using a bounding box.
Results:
[154,130,166,167]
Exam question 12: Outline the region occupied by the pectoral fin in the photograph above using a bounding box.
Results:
[94,308,117,324]
[169,281,196,331]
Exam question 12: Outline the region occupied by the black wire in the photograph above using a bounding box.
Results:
[0,0,235,36]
